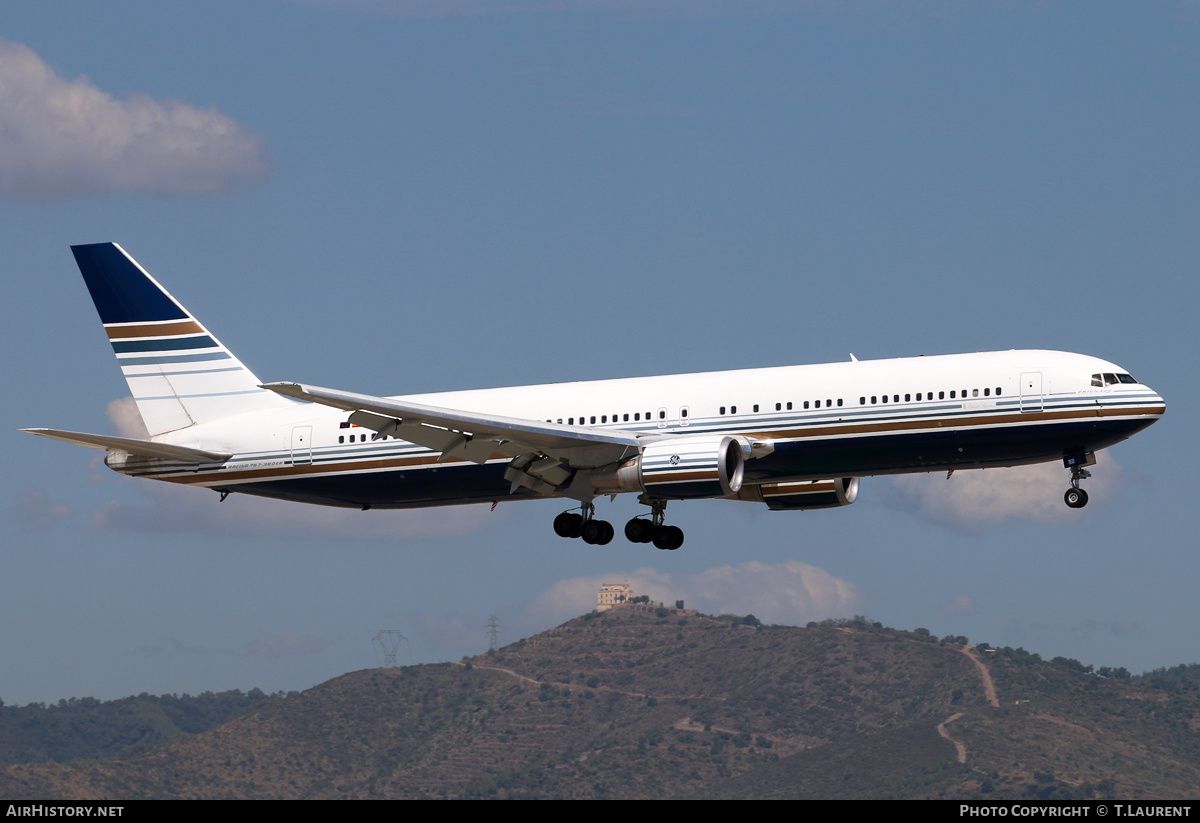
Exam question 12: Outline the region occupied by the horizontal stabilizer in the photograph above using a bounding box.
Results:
[20,428,231,462]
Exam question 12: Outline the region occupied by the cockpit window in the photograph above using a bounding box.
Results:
[1093,372,1139,386]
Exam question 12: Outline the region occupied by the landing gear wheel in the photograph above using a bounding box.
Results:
[625,518,656,543]
[581,519,614,545]
[1064,488,1089,509]
[553,511,583,538]
[653,525,684,551]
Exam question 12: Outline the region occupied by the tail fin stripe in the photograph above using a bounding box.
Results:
[105,320,204,339]
[138,389,267,401]
[116,352,232,366]
[127,366,243,378]
[111,336,218,354]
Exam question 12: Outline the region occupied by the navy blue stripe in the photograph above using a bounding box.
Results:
[72,244,188,325]
[111,335,218,353]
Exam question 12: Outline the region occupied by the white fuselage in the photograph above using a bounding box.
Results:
[113,349,1163,511]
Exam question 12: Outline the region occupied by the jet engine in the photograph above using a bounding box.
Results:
[735,477,859,510]
[592,435,745,500]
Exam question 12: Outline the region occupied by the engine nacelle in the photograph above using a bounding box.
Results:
[737,477,859,510]
[592,435,745,500]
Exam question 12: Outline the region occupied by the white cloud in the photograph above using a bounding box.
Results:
[245,631,331,657]
[943,594,975,617]
[9,488,72,529]
[0,38,269,200]
[91,479,494,541]
[107,397,149,439]
[136,637,209,658]
[884,452,1124,533]
[526,560,861,627]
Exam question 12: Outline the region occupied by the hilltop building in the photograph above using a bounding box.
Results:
[597,582,632,611]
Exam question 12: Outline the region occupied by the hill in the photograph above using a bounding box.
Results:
[2,609,1198,799]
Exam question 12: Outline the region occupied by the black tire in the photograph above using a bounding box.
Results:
[581,519,604,544]
[625,518,654,543]
[654,526,682,551]
[554,511,582,538]
[596,520,615,545]
[1064,488,1089,509]
[665,525,684,550]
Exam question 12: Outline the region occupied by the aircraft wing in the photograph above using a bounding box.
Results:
[21,428,232,462]
[260,382,646,470]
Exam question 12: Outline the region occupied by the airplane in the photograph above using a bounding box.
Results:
[24,243,1165,550]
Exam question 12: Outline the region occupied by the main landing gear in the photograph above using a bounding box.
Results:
[552,498,685,550]
[553,503,614,545]
[624,498,684,551]
[1063,452,1094,509]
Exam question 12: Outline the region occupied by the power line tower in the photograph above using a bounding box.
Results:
[372,630,409,667]
[486,615,502,652]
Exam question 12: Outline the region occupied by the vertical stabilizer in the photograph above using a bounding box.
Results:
[72,243,288,436]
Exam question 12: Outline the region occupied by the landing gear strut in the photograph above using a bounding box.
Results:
[624,497,685,551]
[1063,452,1094,509]
[553,503,614,545]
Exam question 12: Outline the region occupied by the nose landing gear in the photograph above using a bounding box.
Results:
[1063,452,1095,509]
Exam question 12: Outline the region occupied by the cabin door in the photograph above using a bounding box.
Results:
[291,426,313,465]
[1019,372,1043,413]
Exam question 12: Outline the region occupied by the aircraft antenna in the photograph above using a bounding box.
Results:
[372,630,409,667]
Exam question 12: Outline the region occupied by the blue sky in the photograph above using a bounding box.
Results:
[2,1,1197,704]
